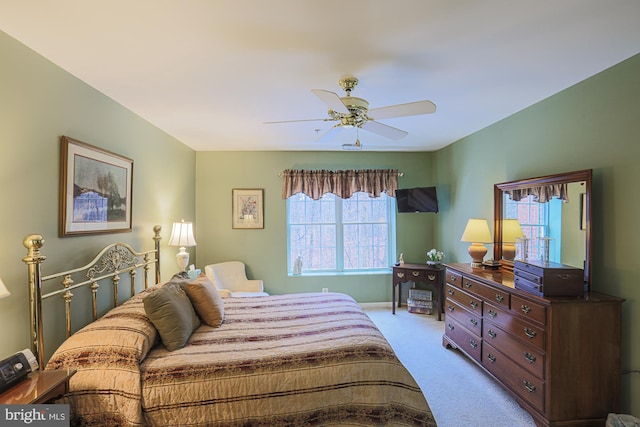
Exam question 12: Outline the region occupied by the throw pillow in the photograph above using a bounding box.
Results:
[143,282,201,351]
[183,273,225,327]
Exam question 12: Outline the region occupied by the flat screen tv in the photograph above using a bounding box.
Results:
[396,186,438,213]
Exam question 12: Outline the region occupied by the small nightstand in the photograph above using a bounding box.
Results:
[0,369,76,404]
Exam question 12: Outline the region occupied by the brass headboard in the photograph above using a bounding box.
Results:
[22,225,162,368]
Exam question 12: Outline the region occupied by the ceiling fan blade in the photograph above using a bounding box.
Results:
[368,100,436,120]
[311,89,350,114]
[361,120,408,140]
[264,118,332,124]
[317,124,346,143]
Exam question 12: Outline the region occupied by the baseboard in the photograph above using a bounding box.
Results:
[359,301,393,309]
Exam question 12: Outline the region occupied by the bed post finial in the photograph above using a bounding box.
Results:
[22,234,46,369]
[153,225,161,284]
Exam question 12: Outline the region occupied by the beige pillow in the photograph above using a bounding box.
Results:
[183,273,225,327]
[143,282,201,351]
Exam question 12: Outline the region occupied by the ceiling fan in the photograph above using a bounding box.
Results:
[265,76,436,146]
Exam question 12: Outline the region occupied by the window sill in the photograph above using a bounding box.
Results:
[288,268,392,277]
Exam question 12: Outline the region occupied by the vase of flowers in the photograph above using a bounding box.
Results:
[426,249,444,265]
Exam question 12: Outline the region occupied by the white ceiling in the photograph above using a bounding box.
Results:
[1,1,639,152]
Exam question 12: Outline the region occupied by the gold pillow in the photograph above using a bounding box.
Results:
[183,273,224,327]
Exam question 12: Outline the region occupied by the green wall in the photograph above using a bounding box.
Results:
[2,22,638,418]
[195,151,437,302]
[434,53,640,416]
[0,30,196,359]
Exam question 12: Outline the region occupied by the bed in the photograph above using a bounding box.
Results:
[24,227,436,426]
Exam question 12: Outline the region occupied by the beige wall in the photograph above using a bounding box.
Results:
[434,53,640,416]
[0,31,196,359]
[194,150,437,302]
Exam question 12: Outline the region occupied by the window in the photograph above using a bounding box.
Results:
[287,191,395,274]
[504,193,562,262]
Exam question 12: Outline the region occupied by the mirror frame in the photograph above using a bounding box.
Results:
[493,169,592,290]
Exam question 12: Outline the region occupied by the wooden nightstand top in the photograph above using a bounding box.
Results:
[0,369,76,405]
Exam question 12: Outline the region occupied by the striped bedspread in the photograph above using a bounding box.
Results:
[48,290,436,426]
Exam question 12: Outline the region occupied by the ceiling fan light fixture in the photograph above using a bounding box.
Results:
[342,141,362,151]
[342,130,362,151]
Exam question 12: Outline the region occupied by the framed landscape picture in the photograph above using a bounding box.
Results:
[60,136,133,237]
[232,188,264,229]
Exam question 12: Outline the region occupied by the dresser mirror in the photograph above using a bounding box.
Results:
[493,169,592,290]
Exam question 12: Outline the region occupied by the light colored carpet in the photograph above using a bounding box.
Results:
[362,305,536,427]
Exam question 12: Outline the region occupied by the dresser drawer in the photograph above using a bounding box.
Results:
[445,317,482,363]
[514,267,542,284]
[483,321,545,379]
[446,270,462,288]
[393,268,407,282]
[445,298,483,336]
[483,343,545,413]
[511,294,546,325]
[484,302,545,351]
[514,275,543,297]
[446,284,482,316]
[462,276,510,308]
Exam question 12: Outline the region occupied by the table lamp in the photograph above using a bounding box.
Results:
[502,219,524,261]
[168,219,197,271]
[460,218,492,267]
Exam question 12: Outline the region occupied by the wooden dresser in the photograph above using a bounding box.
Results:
[442,263,623,427]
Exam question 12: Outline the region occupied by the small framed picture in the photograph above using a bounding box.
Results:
[232,189,264,229]
[60,136,133,237]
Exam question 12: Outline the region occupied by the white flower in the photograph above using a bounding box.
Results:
[426,248,444,262]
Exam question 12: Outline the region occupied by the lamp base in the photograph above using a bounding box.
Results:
[502,243,516,261]
[467,243,487,267]
[176,247,189,272]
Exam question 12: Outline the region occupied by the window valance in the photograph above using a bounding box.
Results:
[505,183,568,203]
[281,169,399,200]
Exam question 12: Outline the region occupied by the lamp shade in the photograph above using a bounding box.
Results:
[502,219,524,243]
[0,277,10,300]
[168,220,197,248]
[460,219,492,243]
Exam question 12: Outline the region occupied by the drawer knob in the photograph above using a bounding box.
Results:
[450,276,458,282]
[495,294,504,302]
[521,304,532,314]
[469,300,478,309]
[487,329,497,339]
[397,272,405,278]
[487,309,497,319]
[448,305,455,312]
[428,274,436,281]
[523,380,536,393]
[524,327,537,339]
[447,323,455,331]
[464,281,472,288]
[412,271,420,277]
[524,352,537,364]
[469,318,478,327]
[448,289,455,296]
[487,353,496,363]
[469,339,478,349]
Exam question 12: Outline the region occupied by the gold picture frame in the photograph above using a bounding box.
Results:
[232,188,264,229]
[60,136,133,237]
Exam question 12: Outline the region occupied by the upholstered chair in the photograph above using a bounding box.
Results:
[204,261,268,298]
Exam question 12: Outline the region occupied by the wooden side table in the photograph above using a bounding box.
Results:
[0,369,76,404]
[392,263,444,320]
